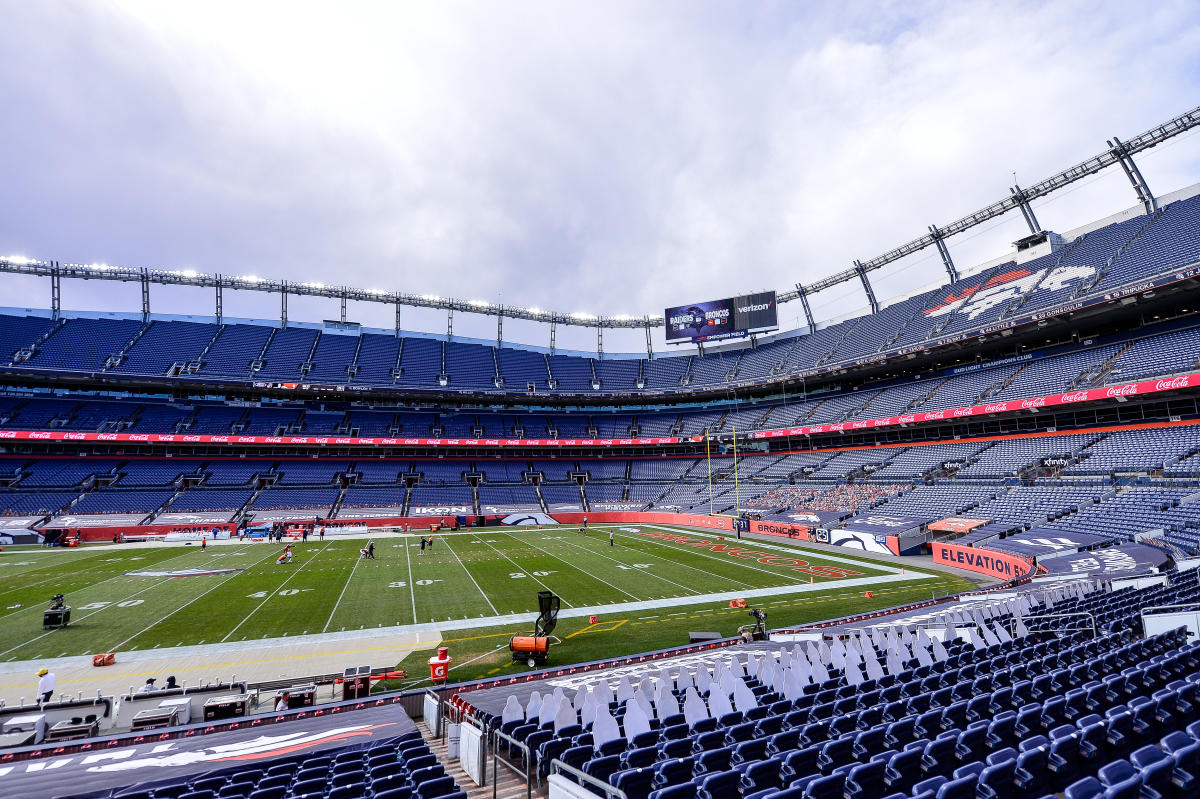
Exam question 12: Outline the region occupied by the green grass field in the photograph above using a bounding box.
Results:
[0,524,976,681]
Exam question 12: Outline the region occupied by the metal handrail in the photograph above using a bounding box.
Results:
[492,727,534,799]
[549,757,629,799]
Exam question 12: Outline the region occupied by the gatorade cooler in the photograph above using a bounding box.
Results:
[428,646,452,683]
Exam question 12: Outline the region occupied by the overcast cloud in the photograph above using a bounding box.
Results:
[1,0,1198,351]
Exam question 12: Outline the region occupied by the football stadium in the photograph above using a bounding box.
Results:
[3,6,1200,799]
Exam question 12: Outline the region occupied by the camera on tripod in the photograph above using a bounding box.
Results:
[43,594,71,629]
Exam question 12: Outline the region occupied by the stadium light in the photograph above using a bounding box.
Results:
[2,255,33,265]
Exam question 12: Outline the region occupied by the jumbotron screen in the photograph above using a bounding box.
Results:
[664,290,778,343]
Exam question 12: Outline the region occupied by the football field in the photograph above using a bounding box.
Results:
[0,525,965,666]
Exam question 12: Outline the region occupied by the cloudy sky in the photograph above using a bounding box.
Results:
[1,0,1198,352]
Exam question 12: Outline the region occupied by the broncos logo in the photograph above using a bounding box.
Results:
[501,512,559,526]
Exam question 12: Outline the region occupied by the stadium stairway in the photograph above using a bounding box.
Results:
[422,720,525,799]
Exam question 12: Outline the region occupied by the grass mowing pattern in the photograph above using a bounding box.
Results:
[0,525,973,669]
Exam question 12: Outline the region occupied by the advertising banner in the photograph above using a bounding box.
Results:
[928,516,990,534]
[931,541,1034,580]
[752,372,1200,440]
[748,519,811,540]
[0,429,682,449]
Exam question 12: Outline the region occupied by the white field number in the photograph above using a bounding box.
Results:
[616,564,651,570]
[78,600,144,610]
[388,580,444,588]
[509,571,555,579]
[246,588,314,598]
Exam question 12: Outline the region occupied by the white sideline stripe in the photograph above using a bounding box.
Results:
[220,541,335,642]
[322,549,362,633]
[0,570,937,675]
[443,536,498,615]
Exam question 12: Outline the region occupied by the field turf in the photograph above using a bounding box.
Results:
[0,525,975,677]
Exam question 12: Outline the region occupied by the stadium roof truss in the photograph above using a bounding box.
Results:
[1,105,1197,349]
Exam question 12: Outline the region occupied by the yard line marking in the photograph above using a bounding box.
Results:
[0,551,116,601]
[322,552,362,633]
[504,533,641,601]
[551,531,750,594]
[108,548,281,651]
[0,546,229,658]
[405,535,417,623]
[220,541,334,642]
[0,547,196,610]
[443,536,498,615]
[474,536,576,608]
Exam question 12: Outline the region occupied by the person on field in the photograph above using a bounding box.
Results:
[360,547,369,559]
[427,535,434,551]
[138,678,157,694]
[609,530,614,547]
[368,541,375,559]
[201,535,207,551]
[36,668,55,703]
[419,536,426,555]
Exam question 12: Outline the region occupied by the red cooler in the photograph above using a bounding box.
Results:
[428,646,452,683]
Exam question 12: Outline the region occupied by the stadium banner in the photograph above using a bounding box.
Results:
[748,519,812,540]
[752,371,1200,440]
[664,290,778,343]
[0,370,1196,452]
[928,516,990,533]
[931,541,1033,580]
[154,511,237,524]
[0,705,416,799]
[827,527,894,555]
[0,515,45,529]
[986,530,1111,559]
[765,509,845,527]
[841,514,928,536]
[0,430,681,448]
[1036,543,1171,577]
